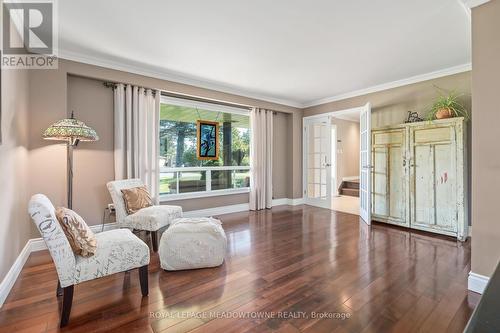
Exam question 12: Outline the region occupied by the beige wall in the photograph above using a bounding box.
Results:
[0,68,31,282]
[331,118,359,189]
[28,59,302,227]
[289,110,303,198]
[273,112,290,199]
[68,76,114,224]
[471,0,500,277]
[303,72,471,124]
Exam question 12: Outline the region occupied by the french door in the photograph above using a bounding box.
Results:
[359,103,372,224]
[303,116,332,209]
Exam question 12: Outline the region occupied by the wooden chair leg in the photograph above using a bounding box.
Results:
[139,265,149,297]
[56,280,63,297]
[151,230,159,252]
[60,285,74,328]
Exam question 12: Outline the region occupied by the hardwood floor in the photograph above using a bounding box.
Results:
[0,205,479,333]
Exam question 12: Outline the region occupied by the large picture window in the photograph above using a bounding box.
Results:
[159,97,251,200]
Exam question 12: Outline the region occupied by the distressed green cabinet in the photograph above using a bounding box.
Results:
[371,118,467,241]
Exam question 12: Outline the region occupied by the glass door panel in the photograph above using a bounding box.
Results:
[304,116,332,209]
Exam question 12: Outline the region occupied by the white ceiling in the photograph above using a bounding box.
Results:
[332,111,361,123]
[58,0,471,108]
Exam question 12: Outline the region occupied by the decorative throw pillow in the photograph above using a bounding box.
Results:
[55,207,97,257]
[121,185,153,215]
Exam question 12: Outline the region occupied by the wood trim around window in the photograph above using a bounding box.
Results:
[196,120,220,161]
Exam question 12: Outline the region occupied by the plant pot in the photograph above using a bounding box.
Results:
[435,108,453,119]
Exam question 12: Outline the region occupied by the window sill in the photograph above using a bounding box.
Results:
[160,188,250,202]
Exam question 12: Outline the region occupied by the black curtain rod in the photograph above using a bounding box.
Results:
[160,91,253,111]
[103,82,251,111]
[103,82,157,95]
[103,81,281,114]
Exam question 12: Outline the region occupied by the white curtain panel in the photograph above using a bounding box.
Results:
[113,84,160,203]
[249,108,273,210]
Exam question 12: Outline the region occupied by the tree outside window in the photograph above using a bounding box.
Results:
[159,103,250,195]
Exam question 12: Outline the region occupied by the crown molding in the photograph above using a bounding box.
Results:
[59,49,471,110]
[460,0,491,8]
[58,49,304,108]
[302,63,472,108]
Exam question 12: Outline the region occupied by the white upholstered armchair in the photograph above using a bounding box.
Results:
[107,179,183,251]
[28,194,150,327]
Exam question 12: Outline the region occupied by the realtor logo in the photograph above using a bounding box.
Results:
[1,0,58,69]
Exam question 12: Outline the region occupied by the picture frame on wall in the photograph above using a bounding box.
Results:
[196,120,219,160]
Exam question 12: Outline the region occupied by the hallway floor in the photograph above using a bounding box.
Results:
[332,195,360,215]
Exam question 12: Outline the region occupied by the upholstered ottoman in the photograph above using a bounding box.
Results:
[159,217,227,271]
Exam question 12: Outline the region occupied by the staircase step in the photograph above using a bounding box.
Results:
[341,188,359,197]
[344,180,359,189]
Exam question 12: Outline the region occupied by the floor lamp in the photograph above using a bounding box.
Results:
[43,111,99,209]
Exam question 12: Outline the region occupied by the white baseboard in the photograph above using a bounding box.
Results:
[468,271,490,294]
[288,197,304,206]
[272,198,289,206]
[184,203,250,217]
[0,240,33,308]
[183,197,304,217]
[272,198,305,206]
[28,238,47,252]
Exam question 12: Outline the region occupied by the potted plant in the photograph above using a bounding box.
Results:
[427,89,469,121]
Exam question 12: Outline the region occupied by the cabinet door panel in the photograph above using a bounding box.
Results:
[414,145,434,225]
[434,144,457,232]
[389,146,405,220]
[414,127,452,143]
[371,129,407,226]
[411,125,457,234]
[373,146,388,216]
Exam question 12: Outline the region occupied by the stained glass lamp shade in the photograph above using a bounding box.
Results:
[43,117,99,144]
[42,114,98,210]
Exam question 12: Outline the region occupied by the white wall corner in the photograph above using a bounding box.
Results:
[29,238,47,252]
[288,198,304,206]
[0,241,32,308]
[460,0,491,9]
[272,198,289,206]
[468,271,490,294]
